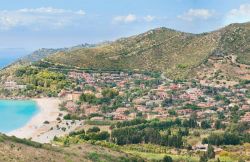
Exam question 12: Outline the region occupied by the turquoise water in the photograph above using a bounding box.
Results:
[0,100,39,133]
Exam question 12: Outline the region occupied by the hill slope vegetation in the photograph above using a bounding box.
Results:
[0,134,138,162]
[43,22,250,79]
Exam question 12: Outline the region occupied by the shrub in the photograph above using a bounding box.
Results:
[162,155,173,162]
[87,126,101,133]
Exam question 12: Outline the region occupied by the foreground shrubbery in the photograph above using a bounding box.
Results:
[55,127,110,145]
[0,134,42,148]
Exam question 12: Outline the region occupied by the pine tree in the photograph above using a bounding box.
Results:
[207,144,215,159]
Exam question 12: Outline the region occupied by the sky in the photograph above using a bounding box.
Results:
[0,0,250,50]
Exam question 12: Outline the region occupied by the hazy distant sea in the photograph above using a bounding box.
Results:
[0,48,30,69]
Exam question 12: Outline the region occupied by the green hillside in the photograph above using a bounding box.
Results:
[45,28,217,79]
[14,44,96,66]
[2,22,250,80]
[216,22,250,64]
[41,22,249,79]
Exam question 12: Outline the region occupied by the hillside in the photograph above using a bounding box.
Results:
[215,22,250,64]
[45,28,217,79]
[1,22,250,81]
[35,22,248,79]
[18,48,66,64]
[0,134,139,162]
[14,43,96,66]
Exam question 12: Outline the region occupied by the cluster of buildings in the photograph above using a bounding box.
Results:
[68,71,150,87]
[53,70,250,125]
[3,81,26,90]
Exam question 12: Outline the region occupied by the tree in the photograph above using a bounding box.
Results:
[162,155,173,162]
[182,119,189,127]
[199,152,208,162]
[143,128,161,144]
[183,114,197,128]
[162,98,173,107]
[205,132,240,146]
[177,128,189,136]
[223,132,240,145]
[215,120,222,129]
[189,113,198,128]
[96,131,110,140]
[201,120,211,129]
[207,144,215,159]
[184,104,201,110]
[80,93,97,104]
[63,138,70,146]
[206,133,224,145]
[124,110,130,115]
[102,88,119,99]
[217,112,225,119]
[175,118,182,126]
[168,109,176,116]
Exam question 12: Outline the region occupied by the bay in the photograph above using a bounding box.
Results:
[0,100,39,133]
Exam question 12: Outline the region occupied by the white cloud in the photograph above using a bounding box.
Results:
[113,14,137,23]
[225,4,250,24]
[0,7,85,30]
[76,10,86,15]
[178,9,215,21]
[228,4,250,17]
[144,15,155,22]
[113,14,157,24]
[18,7,85,15]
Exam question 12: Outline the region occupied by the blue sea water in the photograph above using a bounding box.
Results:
[0,48,30,69]
[0,100,39,133]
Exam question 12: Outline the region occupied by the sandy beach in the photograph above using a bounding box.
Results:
[8,98,62,142]
[7,97,83,143]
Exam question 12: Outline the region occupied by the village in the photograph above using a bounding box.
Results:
[51,70,250,126]
[2,68,250,154]
[1,66,250,161]
[2,67,250,127]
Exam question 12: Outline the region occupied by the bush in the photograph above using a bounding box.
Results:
[193,131,200,137]
[88,152,100,161]
[162,155,173,162]
[87,126,101,133]
[69,129,85,136]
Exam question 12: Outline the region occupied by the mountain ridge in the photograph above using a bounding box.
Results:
[43,22,250,79]
[2,22,250,80]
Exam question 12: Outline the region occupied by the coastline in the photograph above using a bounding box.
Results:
[7,98,63,142]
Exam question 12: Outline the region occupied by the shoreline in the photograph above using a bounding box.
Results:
[7,98,63,142]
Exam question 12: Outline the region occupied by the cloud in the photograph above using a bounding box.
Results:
[0,7,85,30]
[144,15,155,22]
[178,9,215,21]
[18,7,86,15]
[113,14,137,23]
[113,14,157,24]
[225,4,250,24]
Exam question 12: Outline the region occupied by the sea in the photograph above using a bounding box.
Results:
[0,49,36,133]
[0,48,30,69]
[0,100,39,133]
